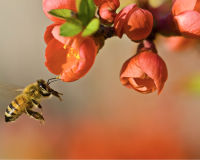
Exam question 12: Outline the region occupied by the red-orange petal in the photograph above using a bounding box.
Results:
[164,36,198,52]
[94,0,119,8]
[123,8,153,41]
[120,55,156,94]
[52,25,91,50]
[45,38,68,75]
[172,0,197,16]
[114,4,153,41]
[45,38,97,82]
[138,52,168,94]
[60,39,97,82]
[174,10,200,38]
[43,0,77,23]
[99,2,117,24]
[114,4,138,38]
[44,23,58,45]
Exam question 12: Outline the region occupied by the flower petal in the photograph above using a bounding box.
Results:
[164,36,198,52]
[194,0,200,12]
[52,25,91,50]
[138,52,168,94]
[99,2,117,24]
[172,0,197,16]
[114,4,137,38]
[114,4,153,41]
[44,23,58,45]
[174,10,200,38]
[61,39,97,82]
[120,55,156,94]
[94,0,119,8]
[124,9,153,41]
[45,38,68,75]
[43,0,77,23]
[45,38,97,82]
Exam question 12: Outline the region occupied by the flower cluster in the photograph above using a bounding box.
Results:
[42,0,200,95]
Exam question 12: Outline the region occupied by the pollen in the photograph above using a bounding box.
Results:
[68,47,80,60]
[63,44,67,49]
[76,54,80,59]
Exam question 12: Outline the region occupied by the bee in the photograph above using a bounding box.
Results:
[3,78,63,125]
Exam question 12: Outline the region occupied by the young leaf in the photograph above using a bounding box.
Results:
[48,9,74,19]
[78,0,96,26]
[76,0,82,12]
[60,18,83,37]
[82,18,100,37]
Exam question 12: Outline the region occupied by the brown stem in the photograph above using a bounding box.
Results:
[93,24,116,39]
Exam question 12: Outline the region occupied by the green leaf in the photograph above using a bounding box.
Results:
[82,18,100,37]
[48,9,74,19]
[78,0,96,26]
[60,18,83,37]
[76,0,82,12]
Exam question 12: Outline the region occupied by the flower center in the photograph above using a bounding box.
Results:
[140,73,150,79]
[63,44,80,60]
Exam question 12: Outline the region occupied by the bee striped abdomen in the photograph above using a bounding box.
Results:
[5,99,21,123]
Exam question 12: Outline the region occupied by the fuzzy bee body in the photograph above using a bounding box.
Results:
[4,79,63,125]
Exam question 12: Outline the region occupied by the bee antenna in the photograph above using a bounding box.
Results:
[47,78,61,85]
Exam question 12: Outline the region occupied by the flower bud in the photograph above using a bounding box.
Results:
[173,10,200,38]
[99,2,117,25]
[114,4,153,42]
[172,0,197,16]
[120,40,168,94]
[171,0,200,38]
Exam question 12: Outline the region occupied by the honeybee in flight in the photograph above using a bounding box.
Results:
[3,78,63,125]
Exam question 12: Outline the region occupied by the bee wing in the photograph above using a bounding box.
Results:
[0,81,24,99]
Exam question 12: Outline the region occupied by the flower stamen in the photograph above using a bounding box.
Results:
[63,44,67,49]
[140,74,150,79]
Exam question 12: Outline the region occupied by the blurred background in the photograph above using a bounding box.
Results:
[1,0,200,159]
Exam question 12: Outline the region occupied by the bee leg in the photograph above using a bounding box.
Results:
[25,108,45,125]
[51,89,63,101]
[38,104,43,115]
[31,99,43,114]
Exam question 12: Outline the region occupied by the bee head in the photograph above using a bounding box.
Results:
[37,79,50,93]
[36,78,63,100]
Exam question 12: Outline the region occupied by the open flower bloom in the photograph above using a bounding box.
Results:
[172,0,200,38]
[120,40,168,94]
[44,24,98,82]
[114,4,153,42]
